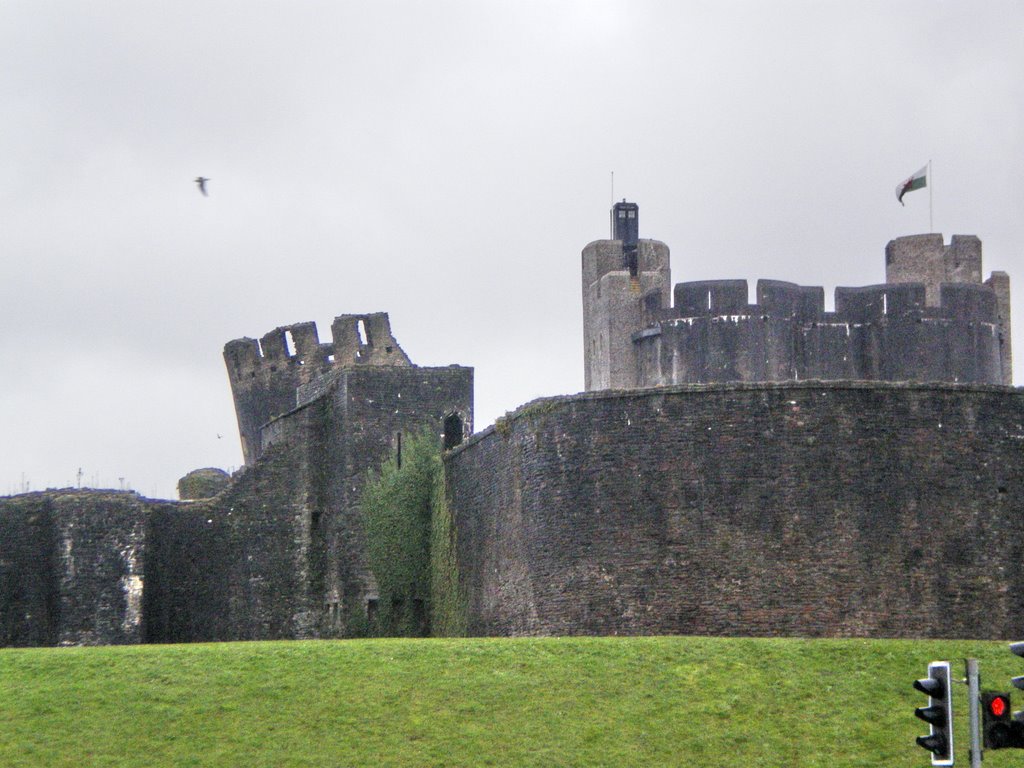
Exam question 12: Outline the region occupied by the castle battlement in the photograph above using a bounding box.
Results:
[637,277,1005,385]
[224,312,413,465]
[584,204,1012,391]
[665,278,999,326]
[224,313,411,383]
[2,201,1022,650]
[886,233,983,304]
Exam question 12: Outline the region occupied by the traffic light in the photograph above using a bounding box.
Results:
[914,661,954,766]
[982,691,1014,749]
[1006,641,1024,747]
[1011,641,1024,698]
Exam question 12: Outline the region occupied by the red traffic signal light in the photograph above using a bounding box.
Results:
[981,691,1024,750]
[990,694,1009,718]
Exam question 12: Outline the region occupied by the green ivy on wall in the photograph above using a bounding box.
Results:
[430,459,467,638]
[361,430,465,637]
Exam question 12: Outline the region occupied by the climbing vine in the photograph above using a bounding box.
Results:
[429,464,467,637]
[361,429,465,637]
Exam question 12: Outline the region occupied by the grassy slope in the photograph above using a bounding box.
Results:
[2,636,1023,767]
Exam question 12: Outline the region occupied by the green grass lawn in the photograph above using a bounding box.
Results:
[2,635,1023,767]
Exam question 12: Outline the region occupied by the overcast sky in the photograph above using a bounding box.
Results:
[2,1,1022,498]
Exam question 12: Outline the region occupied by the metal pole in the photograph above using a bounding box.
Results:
[609,171,614,238]
[967,657,982,768]
[929,159,934,233]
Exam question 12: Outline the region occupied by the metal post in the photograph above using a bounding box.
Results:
[967,658,982,768]
[928,159,934,234]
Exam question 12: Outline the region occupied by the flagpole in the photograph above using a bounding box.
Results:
[610,171,614,237]
[928,159,933,233]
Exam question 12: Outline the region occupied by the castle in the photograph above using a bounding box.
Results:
[2,203,1022,646]
[584,201,1011,390]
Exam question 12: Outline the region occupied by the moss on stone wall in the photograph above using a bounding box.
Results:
[176,468,230,500]
[430,466,467,637]
[360,431,433,636]
[360,430,466,637]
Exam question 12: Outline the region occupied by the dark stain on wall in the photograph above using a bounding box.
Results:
[0,494,59,646]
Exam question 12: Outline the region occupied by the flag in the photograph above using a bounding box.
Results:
[896,165,927,206]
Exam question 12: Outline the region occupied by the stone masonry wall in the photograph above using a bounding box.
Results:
[587,232,1012,392]
[315,365,474,635]
[2,442,318,647]
[145,434,315,643]
[582,239,671,391]
[1,362,472,647]
[0,494,60,646]
[0,491,149,646]
[445,382,1024,639]
[637,279,1005,387]
[224,312,412,465]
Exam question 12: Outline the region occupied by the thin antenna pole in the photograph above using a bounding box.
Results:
[928,159,934,233]
[610,171,615,238]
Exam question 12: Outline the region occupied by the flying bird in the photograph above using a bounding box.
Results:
[195,176,209,196]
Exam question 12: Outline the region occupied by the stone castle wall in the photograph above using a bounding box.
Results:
[223,312,412,464]
[144,437,315,643]
[5,379,1024,645]
[584,232,1012,391]
[0,359,473,647]
[1,225,1018,647]
[0,491,156,646]
[636,278,1004,386]
[444,382,1024,638]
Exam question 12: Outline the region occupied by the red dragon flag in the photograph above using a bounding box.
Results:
[896,165,928,205]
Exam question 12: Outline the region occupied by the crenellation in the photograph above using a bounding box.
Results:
[834,284,894,322]
[223,337,260,376]
[939,281,998,322]
[642,269,980,382]
[673,280,748,316]
[287,321,328,370]
[756,280,824,321]
[884,282,927,316]
[3,199,1021,649]
[259,328,290,361]
[586,204,1011,389]
[330,313,412,367]
[946,234,983,284]
[635,277,1007,386]
[985,270,1013,385]
[224,312,415,465]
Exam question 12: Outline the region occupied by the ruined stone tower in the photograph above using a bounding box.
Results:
[3,209,1023,647]
[220,311,472,638]
[224,312,413,465]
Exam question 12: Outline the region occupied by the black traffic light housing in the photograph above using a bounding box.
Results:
[914,661,954,766]
[1011,641,1024,697]
[982,691,1015,749]
[1003,641,1024,748]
